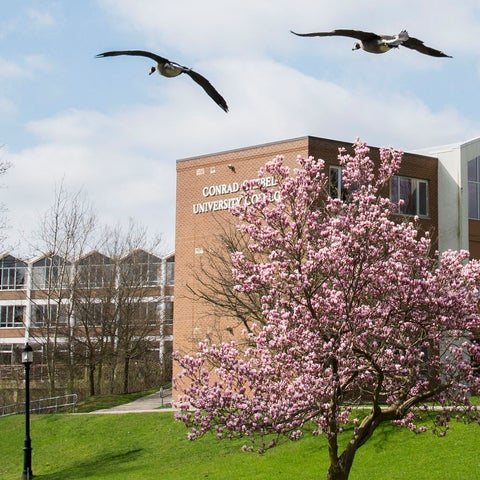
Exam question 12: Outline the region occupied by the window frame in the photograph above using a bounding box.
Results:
[0,305,25,328]
[390,175,429,218]
[468,156,480,220]
[329,165,346,200]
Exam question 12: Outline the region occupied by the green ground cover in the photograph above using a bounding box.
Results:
[0,411,478,479]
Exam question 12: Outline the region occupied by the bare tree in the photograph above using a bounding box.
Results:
[186,218,269,346]
[71,251,117,396]
[101,221,164,393]
[31,183,96,395]
[0,147,11,248]
[30,188,167,397]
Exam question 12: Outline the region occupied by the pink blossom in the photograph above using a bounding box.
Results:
[175,139,480,480]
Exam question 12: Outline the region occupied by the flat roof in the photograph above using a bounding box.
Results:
[177,134,439,165]
[176,135,311,163]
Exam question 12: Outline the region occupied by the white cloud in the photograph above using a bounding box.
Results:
[24,55,52,74]
[3,105,179,255]
[97,0,480,58]
[25,7,56,28]
[0,97,16,116]
[4,53,478,256]
[0,56,49,121]
[3,0,480,256]
[0,55,51,82]
[0,57,25,80]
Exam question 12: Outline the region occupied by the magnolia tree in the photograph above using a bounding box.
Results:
[174,140,480,480]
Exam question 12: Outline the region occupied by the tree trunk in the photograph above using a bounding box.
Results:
[326,452,355,480]
[45,340,57,397]
[123,356,130,393]
[326,431,356,480]
[96,362,103,395]
[325,403,405,480]
[67,336,76,393]
[109,360,117,394]
[88,363,96,396]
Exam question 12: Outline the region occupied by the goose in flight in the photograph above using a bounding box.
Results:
[290,29,452,58]
[95,50,229,112]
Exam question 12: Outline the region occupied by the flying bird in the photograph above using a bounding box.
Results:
[95,50,229,112]
[290,29,452,58]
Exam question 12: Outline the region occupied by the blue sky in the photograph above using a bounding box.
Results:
[1,0,480,255]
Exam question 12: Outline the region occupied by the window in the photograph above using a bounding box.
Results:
[77,264,114,288]
[329,166,360,201]
[0,344,22,365]
[329,166,348,200]
[468,157,480,219]
[77,252,114,288]
[163,301,173,336]
[135,302,160,327]
[33,304,68,327]
[0,344,14,365]
[390,176,429,217]
[165,257,174,285]
[75,301,112,327]
[32,256,70,289]
[0,256,26,290]
[121,250,161,286]
[164,301,173,323]
[0,305,25,328]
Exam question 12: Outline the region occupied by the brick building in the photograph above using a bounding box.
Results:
[174,136,438,387]
[0,249,174,389]
[7,133,480,396]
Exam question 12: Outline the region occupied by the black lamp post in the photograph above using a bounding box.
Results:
[21,343,33,480]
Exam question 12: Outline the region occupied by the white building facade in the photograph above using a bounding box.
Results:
[415,136,480,258]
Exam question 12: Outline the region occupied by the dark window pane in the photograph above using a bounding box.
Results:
[469,182,479,219]
[329,167,339,199]
[399,177,414,214]
[418,182,427,216]
[390,177,399,208]
[468,158,478,182]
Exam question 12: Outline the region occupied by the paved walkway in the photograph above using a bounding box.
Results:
[90,388,177,414]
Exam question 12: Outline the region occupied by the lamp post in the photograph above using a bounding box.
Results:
[21,343,33,480]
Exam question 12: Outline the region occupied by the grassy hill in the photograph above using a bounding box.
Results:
[0,411,478,479]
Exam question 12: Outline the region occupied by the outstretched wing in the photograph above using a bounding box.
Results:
[402,37,452,58]
[96,50,228,112]
[290,29,381,42]
[184,69,229,113]
[96,50,171,65]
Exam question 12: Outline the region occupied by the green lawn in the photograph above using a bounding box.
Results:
[0,412,478,479]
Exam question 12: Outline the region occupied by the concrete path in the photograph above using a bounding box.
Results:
[90,388,176,414]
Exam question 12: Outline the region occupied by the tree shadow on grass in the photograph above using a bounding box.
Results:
[369,423,403,453]
[33,448,144,479]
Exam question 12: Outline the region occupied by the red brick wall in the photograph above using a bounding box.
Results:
[173,136,438,395]
[469,220,480,259]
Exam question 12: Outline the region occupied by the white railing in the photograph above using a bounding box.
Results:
[0,393,78,416]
